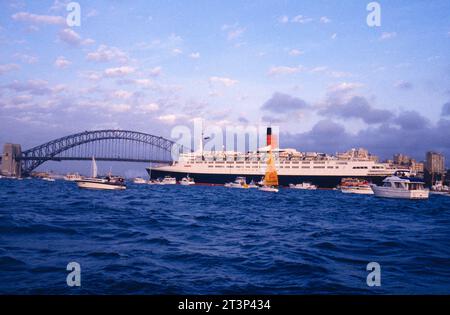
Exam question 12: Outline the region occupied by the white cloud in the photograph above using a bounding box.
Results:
[54,56,71,68]
[113,90,133,99]
[110,104,131,112]
[222,23,245,40]
[158,114,177,123]
[310,66,328,73]
[12,11,65,25]
[172,48,183,55]
[58,28,95,46]
[189,52,200,59]
[328,82,364,93]
[13,53,38,64]
[331,33,337,40]
[380,32,397,40]
[279,15,289,23]
[0,63,20,75]
[138,103,159,113]
[209,76,238,87]
[288,49,304,56]
[320,16,331,24]
[149,66,162,77]
[268,65,304,76]
[104,66,135,77]
[86,45,128,63]
[291,15,313,24]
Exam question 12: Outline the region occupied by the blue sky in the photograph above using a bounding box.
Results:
[1,0,450,170]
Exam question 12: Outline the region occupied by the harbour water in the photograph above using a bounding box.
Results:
[0,178,449,294]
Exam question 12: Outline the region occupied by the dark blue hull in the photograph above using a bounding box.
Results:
[147,168,386,188]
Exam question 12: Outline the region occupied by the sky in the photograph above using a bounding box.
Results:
[1,0,450,174]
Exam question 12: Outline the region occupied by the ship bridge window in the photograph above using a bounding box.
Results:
[313,166,325,169]
[353,166,368,169]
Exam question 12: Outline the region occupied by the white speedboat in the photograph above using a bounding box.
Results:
[224,176,249,188]
[340,178,373,195]
[258,186,279,192]
[430,180,450,195]
[64,173,83,181]
[289,182,317,190]
[180,176,195,185]
[157,176,177,185]
[371,176,429,199]
[133,177,147,184]
[42,177,55,182]
[75,157,126,190]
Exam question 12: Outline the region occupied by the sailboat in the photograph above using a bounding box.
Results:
[75,157,126,190]
[258,128,279,192]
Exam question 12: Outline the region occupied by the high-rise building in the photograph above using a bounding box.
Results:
[425,151,445,174]
[393,153,412,166]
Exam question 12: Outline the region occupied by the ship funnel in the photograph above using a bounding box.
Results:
[266,127,272,147]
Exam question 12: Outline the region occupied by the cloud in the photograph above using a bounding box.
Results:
[54,56,71,68]
[189,52,200,59]
[291,15,313,24]
[441,102,450,116]
[320,95,393,124]
[0,63,20,75]
[394,110,429,130]
[209,76,238,87]
[320,16,331,23]
[268,65,304,76]
[113,90,133,99]
[282,115,450,161]
[104,66,135,77]
[11,11,65,25]
[138,103,159,113]
[171,48,183,55]
[149,66,162,77]
[261,92,308,113]
[13,53,38,64]
[158,114,177,123]
[86,45,128,63]
[380,32,397,40]
[327,82,364,93]
[331,33,337,40]
[394,80,413,90]
[278,15,289,24]
[5,79,65,96]
[288,49,303,56]
[221,23,245,40]
[58,28,94,46]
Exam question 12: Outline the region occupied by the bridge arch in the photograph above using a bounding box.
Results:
[19,130,186,175]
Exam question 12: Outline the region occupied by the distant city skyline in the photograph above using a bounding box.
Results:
[1,0,450,168]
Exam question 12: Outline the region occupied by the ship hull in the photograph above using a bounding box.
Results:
[147,168,386,188]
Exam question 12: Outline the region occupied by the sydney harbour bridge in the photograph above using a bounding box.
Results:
[0,130,187,177]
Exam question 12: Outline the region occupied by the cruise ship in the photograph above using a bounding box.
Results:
[147,128,407,188]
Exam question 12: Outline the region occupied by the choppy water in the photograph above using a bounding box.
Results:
[0,178,449,294]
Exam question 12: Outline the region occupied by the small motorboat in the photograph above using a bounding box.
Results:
[157,176,177,185]
[247,179,259,188]
[371,176,429,199]
[289,182,317,190]
[430,180,450,195]
[180,176,195,185]
[340,178,373,195]
[258,186,279,192]
[133,177,147,184]
[224,176,249,188]
[42,177,56,182]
